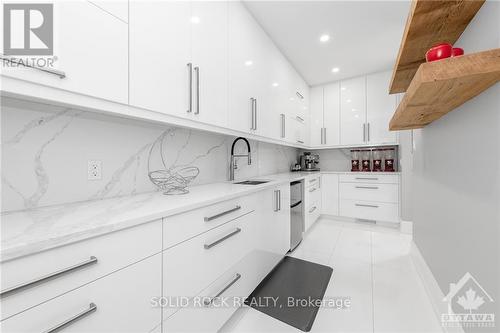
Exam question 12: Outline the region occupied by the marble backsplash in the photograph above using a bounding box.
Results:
[1,97,298,213]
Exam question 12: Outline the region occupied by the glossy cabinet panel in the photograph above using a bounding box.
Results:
[366,71,398,144]
[340,76,367,145]
[1,0,128,103]
[130,0,192,118]
[309,86,324,146]
[321,174,339,216]
[324,82,341,146]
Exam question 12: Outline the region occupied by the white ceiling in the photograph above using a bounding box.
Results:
[243,1,411,86]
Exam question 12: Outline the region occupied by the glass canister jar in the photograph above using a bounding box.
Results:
[372,149,383,172]
[384,148,395,172]
[361,150,371,172]
[350,150,360,172]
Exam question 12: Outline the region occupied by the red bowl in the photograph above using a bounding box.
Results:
[452,47,464,57]
[426,43,452,62]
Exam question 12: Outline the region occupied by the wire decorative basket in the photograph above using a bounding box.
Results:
[148,131,200,195]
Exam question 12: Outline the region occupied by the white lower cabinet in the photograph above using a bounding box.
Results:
[304,175,322,232]
[338,174,400,223]
[321,174,339,216]
[1,254,162,333]
[258,185,291,256]
[0,220,162,321]
[163,187,290,332]
[162,210,258,319]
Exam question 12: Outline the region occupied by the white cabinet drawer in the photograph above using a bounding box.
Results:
[339,183,398,203]
[305,174,321,187]
[1,254,162,333]
[339,174,399,184]
[339,199,399,222]
[164,250,274,332]
[163,211,257,318]
[0,220,162,321]
[163,195,257,249]
[304,181,321,206]
[305,200,321,232]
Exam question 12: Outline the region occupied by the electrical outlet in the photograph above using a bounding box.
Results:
[88,160,102,180]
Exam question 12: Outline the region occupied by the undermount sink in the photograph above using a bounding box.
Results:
[234,180,270,185]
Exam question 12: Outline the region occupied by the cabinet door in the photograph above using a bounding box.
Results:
[340,77,366,145]
[1,0,128,104]
[324,82,341,146]
[309,86,324,147]
[321,174,339,216]
[258,187,290,256]
[227,1,264,134]
[129,1,191,117]
[366,71,398,144]
[191,1,227,127]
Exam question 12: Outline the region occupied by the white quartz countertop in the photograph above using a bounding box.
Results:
[0,171,399,262]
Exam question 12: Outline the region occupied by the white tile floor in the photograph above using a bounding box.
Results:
[221,218,444,333]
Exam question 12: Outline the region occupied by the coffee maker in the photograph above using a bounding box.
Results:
[300,152,320,171]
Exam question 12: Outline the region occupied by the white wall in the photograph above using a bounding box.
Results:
[1,97,298,212]
[412,1,499,327]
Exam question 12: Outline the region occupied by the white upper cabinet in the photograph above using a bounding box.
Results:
[129,1,192,118]
[1,0,128,104]
[191,1,228,127]
[323,82,340,146]
[130,1,227,128]
[340,76,366,145]
[309,82,339,147]
[309,86,324,147]
[366,71,398,144]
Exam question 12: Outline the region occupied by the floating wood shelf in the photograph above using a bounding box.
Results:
[389,49,500,131]
[389,0,485,94]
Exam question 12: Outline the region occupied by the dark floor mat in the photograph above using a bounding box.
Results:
[245,256,333,332]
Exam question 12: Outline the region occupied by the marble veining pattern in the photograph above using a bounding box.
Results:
[1,98,297,212]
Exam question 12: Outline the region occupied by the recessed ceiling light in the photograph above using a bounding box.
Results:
[272,82,279,87]
[319,34,330,43]
[244,60,253,66]
[190,16,200,24]
[331,67,340,73]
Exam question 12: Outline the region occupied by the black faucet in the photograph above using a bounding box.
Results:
[230,137,252,181]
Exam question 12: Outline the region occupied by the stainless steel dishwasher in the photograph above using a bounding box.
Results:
[290,180,304,251]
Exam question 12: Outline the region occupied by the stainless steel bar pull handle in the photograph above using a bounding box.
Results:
[296,116,304,122]
[204,206,241,222]
[367,123,370,141]
[309,188,316,193]
[355,203,379,208]
[1,256,98,298]
[250,98,255,130]
[187,63,193,113]
[363,123,366,142]
[204,228,242,249]
[280,114,285,138]
[194,66,200,114]
[274,190,279,212]
[355,186,379,189]
[297,140,304,144]
[254,98,257,130]
[323,127,327,145]
[204,273,241,306]
[278,190,281,211]
[43,303,97,333]
[320,128,323,144]
[0,55,66,79]
[355,177,379,181]
[296,91,304,99]
[309,206,317,213]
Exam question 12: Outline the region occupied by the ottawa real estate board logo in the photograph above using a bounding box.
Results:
[2,3,56,68]
[442,272,495,329]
